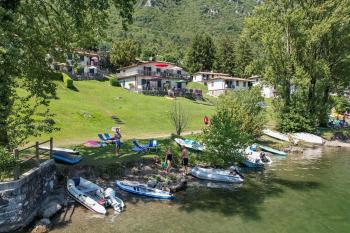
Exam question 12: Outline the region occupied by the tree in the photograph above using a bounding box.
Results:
[214,36,236,75]
[169,101,189,136]
[110,39,140,68]
[243,0,350,132]
[186,33,216,73]
[201,88,265,167]
[0,0,135,149]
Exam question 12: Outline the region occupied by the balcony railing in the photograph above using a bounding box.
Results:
[119,69,188,79]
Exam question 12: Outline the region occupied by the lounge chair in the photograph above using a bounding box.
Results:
[132,139,148,153]
[98,134,113,144]
[144,139,158,152]
[104,133,115,141]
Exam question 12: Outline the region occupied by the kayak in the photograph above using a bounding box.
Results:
[242,147,272,168]
[292,133,324,145]
[67,177,106,215]
[190,166,244,183]
[39,146,79,155]
[116,180,174,200]
[174,138,205,151]
[255,144,287,156]
[53,151,82,165]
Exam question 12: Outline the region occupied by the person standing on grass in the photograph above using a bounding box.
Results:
[165,148,173,175]
[181,145,189,175]
[114,128,122,157]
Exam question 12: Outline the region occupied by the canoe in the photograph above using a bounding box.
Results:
[39,146,79,155]
[174,138,205,151]
[53,151,82,165]
[255,144,287,156]
[190,167,244,183]
[67,177,106,215]
[104,188,125,213]
[262,129,291,142]
[116,180,174,200]
[242,147,272,168]
[291,133,324,145]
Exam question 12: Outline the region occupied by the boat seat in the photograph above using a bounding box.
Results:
[79,187,98,193]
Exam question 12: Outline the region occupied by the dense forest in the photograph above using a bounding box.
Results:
[102,0,259,63]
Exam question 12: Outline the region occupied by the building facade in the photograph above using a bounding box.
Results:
[193,71,252,96]
[248,75,276,98]
[117,61,189,92]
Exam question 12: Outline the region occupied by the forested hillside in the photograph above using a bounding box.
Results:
[105,0,259,62]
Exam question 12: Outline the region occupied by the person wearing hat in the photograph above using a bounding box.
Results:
[114,127,122,156]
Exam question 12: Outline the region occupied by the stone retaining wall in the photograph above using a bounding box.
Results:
[0,160,56,232]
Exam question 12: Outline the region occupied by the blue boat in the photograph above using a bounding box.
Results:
[116,180,174,200]
[254,144,288,156]
[53,151,82,165]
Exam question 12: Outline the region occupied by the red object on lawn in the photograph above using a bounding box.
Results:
[155,63,168,68]
[204,116,209,125]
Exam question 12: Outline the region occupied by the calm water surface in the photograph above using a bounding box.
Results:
[50,148,350,233]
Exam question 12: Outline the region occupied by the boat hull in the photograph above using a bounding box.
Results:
[174,138,205,151]
[255,144,287,156]
[67,178,106,215]
[39,146,79,155]
[53,151,82,165]
[116,181,174,200]
[190,167,243,183]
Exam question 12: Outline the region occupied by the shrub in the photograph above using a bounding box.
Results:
[0,147,16,179]
[62,73,74,88]
[332,96,350,114]
[50,72,63,81]
[110,78,121,87]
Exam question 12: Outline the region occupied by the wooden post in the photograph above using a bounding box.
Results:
[35,141,40,166]
[49,137,53,159]
[13,149,20,180]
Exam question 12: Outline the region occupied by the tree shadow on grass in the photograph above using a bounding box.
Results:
[172,173,321,221]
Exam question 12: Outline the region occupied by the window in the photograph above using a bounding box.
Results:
[236,81,240,86]
[67,53,73,60]
[177,70,182,75]
[80,55,84,61]
[243,82,246,87]
[156,68,161,73]
[141,79,146,85]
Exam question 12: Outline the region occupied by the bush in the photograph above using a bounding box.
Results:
[110,78,121,87]
[332,96,350,114]
[62,73,74,88]
[50,72,63,81]
[0,147,16,179]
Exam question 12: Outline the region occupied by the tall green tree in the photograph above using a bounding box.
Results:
[110,39,140,68]
[201,88,265,167]
[186,33,216,73]
[244,0,350,132]
[214,36,236,75]
[0,0,135,149]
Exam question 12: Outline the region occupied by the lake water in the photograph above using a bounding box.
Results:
[50,148,350,233]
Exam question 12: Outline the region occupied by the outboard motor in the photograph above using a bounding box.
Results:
[104,188,124,213]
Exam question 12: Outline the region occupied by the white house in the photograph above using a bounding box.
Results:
[248,75,276,98]
[193,71,252,96]
[51,51,100,78]
[117,61,189,92]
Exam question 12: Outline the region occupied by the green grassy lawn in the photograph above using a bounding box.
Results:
[35,80,215,146]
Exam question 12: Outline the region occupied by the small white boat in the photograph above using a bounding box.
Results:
[292,133,324,145]
[39,146,79,155]
[116,180,174,200]
[174,138,205,151]
[262,129,298,144]
[104,188,125,213]
[242,147,272,168]
[67,177,106,215]
[190,167,244,183]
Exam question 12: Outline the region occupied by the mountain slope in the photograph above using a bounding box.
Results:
[106,0,258,61]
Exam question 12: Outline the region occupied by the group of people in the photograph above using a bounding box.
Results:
[164,145,189,176]
[111,127,189,175]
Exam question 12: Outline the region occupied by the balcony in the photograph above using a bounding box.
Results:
[119,69,187,79]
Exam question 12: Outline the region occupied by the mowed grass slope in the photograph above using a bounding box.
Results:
[38,80,215,145]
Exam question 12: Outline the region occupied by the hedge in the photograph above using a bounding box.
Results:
[62,73,74,88]
[110,77,121,87]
